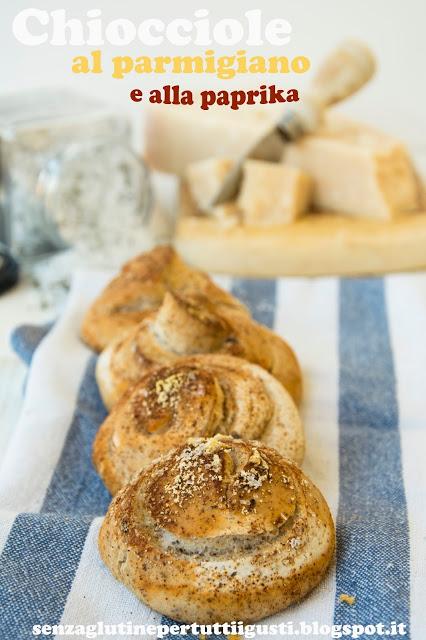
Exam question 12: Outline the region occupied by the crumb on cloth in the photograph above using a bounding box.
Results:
[339,593,356,605]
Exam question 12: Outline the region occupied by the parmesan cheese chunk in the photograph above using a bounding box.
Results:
[186,157,233,213]
[238,160,312,226]
[211,202,240,229]
[145,104,277,175]
[283,114,422,220]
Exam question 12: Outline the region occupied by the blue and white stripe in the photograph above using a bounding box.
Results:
[335,279,410,631]
[0,270,421,639]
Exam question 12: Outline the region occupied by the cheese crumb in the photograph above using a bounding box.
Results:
[155,372,185,408]
[289,537,302,549]
[339,593,356,605]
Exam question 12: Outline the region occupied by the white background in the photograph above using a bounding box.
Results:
[1,0,425,150]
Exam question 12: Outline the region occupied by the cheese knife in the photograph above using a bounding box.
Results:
[209,40,376,208]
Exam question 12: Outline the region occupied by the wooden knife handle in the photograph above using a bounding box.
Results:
[309,40,376,107]
[277,40,376,138]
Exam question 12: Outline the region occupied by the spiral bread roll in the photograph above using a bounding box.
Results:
[99,435,334,623]
[93,354,304,495]
[96,291,302,410]
[81,245,247,352]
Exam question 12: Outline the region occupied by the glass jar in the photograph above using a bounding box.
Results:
[0,89,152,265]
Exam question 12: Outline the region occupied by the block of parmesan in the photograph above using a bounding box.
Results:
[237,160,312,226]
[144,104,278,175]
[283,114,422,220]
[186,157,233,212]
[210,202,240,229]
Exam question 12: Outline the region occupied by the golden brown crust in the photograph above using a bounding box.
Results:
[81,245,247,352]
[96,291,302,409]
[93,354,304,495]
[98,435,335,623]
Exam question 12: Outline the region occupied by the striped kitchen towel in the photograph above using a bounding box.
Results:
[0,270,425,639]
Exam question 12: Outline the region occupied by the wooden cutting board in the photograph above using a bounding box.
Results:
[174,184,426,277]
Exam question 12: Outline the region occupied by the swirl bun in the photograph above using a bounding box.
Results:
[98,435,334,623]
[93,354,304,495]
[81,245,247,352]
[96,291,302,409]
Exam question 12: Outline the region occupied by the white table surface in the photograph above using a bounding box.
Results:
[0,275,59,466]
